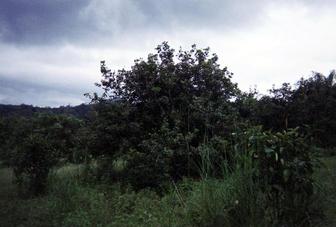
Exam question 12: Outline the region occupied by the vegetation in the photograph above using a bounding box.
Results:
[0,103,92,119]
[0,42,335,226]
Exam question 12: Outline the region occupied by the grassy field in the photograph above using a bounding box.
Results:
[314,156,336,226]
[0,157,335,227]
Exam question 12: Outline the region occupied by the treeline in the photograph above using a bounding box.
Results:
[239,71,336,147]
[0,42,335,226]
[0,103,92,118]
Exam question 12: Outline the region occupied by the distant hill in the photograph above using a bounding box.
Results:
[0,103,93,119]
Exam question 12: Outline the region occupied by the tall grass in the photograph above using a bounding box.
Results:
[180,173,265,227]
[177,142,267,227]
[44,147,275,226]
[46,164,184,226]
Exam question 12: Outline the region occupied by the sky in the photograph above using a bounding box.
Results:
[0,0,335,107]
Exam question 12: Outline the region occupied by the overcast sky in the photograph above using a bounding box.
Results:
[0,0,335,107]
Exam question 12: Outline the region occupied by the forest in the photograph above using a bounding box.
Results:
[0,42,335,227]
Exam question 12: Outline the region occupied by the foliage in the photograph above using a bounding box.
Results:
[87,42,241,187]
[246,71,336,148]
[0,103,92,119]
[178,126,317,226]
[13,133,56,195]
[9,114,83,195]
[181,170,265,227]
[235,127,316,226]
[0,117,11,164]
[291,71,336,147]
[123,120,190,189]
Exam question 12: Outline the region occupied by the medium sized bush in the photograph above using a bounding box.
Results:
[13,134,57,196]
[237,127,316,226]
[123,148,171,190]
[8,114,84,197]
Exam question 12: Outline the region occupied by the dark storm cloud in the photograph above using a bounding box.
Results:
[1,0,336,46]
[0,0,93,45]
[0,0,267,46]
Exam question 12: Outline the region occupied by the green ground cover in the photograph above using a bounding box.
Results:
[0,156,335,227]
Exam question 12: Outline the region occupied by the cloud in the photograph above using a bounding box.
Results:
[0,43,149,106]
[0,0,94,45]
[0,44,98,106]
[0,76,86,106]
[1,0,335,47]
[0,0,268,46]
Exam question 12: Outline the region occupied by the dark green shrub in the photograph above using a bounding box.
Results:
[13,134,57,196]
[183,127,317,226]
[123,121,197,190]
[9,114,83,196]
[124,148,171,190]
[238,127,316,225]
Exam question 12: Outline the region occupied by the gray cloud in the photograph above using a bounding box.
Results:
[0,0,269,46]
[1,0,335,46]
[0,76,89,106]
[0,0,92,45]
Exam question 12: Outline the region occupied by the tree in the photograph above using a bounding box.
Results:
[255,83,293,131]
[252,70,336,148]
[291,71,336,147]
[88,42,241,186]
[94,42,239,138]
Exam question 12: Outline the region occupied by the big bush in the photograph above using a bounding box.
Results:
[87,42,241,187]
